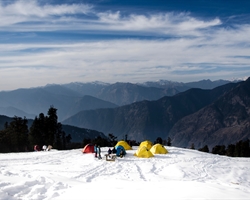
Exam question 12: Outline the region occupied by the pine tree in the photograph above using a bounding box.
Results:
[226,144,235,157]
[0,116,29,152]
[108,133,117,146]
[212,145,226,155]
[198,145,209,153]
[167,137,172,146]
[47,106,58,147]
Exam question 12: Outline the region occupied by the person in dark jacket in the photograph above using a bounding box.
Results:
[94,144,97,158]
[97,146,102,159]
[111,147,117,154]
[119,149,125,158]
[108,148,112,155]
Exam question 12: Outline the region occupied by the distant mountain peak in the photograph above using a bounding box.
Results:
[67,81,110,86]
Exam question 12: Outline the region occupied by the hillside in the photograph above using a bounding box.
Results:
[62,81,241,142]
[0,115,107,143]
[0,78,246,147]
[0,79,236,122]
[169,77,250,149]
[0,86,117,121]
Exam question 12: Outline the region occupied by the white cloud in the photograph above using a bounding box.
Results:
[0,1,249,90]
[0,0,221,37]
[0,34,250,90]
[1,0,92,17]
[0,0,92,27]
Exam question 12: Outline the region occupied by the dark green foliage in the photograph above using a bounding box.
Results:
[92,136,110,147]
[226,144,235,157]
[155,137,163,144]
[212,145,226,155]
[0,106,72,153]
[211,140,250,157]
[233,140,250,157]
[198,145,209,153]
[47,106,58,147]
[108,133,117,146]
[29,106,70,150]
[127,140,139,146]
[29,114,47,147]
[0,116,29,152]
[167,137,172,146]
[82,138,92,147]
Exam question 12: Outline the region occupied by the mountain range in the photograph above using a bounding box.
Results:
[63,80,247,148]
[169,78,250,149]
[0,79,233,121]
[0,78,248,149]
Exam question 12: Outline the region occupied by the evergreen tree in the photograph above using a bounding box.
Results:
[234,140,250,157]
[155,137,163,144]
[29,116,44,147]
[47,106,58,146]
[92,136,109,147]
[65,134,72,145]
[54,122,63,150]
[198,145,209,153]
[83,138,91,147]
[0,116,29,152]
[0,128,9,152]
[167,137,172,146]
[240,139,250,157]
[212,145,226,155]
[226,144,235,157]
[108,133,117,146]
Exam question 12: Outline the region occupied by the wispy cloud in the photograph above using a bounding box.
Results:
[0,0,221,36]
[0,0,92,27]
[0,0,249,90]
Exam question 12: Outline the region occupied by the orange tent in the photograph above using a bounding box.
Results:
[82,144,95,153]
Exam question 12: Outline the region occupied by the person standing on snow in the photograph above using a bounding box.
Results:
[94,144,98,158]
[97,146,102,159]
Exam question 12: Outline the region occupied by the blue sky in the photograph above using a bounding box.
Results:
[0,0,250,91]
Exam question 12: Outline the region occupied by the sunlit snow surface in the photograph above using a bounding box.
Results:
[1,146,250,200]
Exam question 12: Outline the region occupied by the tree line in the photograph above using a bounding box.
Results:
[0,106,71,153]
[1,109,249,158]
[197,139,250,157]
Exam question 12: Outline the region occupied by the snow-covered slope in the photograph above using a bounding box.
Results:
[0,146,249,200]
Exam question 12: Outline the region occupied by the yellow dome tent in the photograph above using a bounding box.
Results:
[134,146,154,158]
[139,140,153,150]
[150,144,168,154]
[115,140,132,150]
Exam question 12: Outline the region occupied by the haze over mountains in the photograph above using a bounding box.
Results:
[0,79,233,121]
[1,78,249,149]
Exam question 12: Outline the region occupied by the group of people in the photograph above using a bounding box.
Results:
[109,147,125,158]
[34,145,52,152]
[95,146,124,158]
[108,147,117,154]
[94,144,126,159]
[94,144,102,159]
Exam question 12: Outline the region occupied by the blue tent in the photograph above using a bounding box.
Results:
[115,145,126,156]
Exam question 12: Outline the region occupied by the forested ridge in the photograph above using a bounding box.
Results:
[0,106,71,153]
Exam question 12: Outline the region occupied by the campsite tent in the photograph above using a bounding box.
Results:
[139,140,153,150]
[115,145,126,156]
[134,146,154,158]
[82,144,95,153]
[150,144,168,154]
[115,141,132,150]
